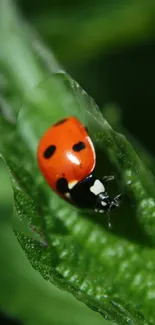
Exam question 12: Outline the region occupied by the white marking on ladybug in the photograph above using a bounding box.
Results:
[65,192,71,199]
[101,201,107,206]
[90,180,105,196]
[95,209,104,213]
[68,180,78,189]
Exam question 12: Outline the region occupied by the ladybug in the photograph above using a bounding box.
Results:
[37,117,121,213]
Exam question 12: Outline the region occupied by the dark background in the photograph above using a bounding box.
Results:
[0,312,23,325]
[19,0,155,153]
[18,0,155,155]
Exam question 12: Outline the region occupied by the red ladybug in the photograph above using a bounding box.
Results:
[37,117,121,213]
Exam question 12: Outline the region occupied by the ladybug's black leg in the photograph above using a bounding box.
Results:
[107,193,122,212]
[102,175,115,183]
[107,213,112,229]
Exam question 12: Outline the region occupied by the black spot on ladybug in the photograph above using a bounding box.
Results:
[72,141,86,152]
[43,145,56,159]
[56,177,69,193]
[54,118,68,126]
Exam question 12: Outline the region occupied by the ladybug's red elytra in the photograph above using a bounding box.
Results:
[37,116,121,213]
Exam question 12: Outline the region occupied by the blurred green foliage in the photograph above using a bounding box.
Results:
[19,0,155,154]
[1,0,155,325]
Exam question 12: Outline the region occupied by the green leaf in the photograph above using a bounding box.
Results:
[1,1,155,325]
[16,74,155,325]
[0,153,112,325]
